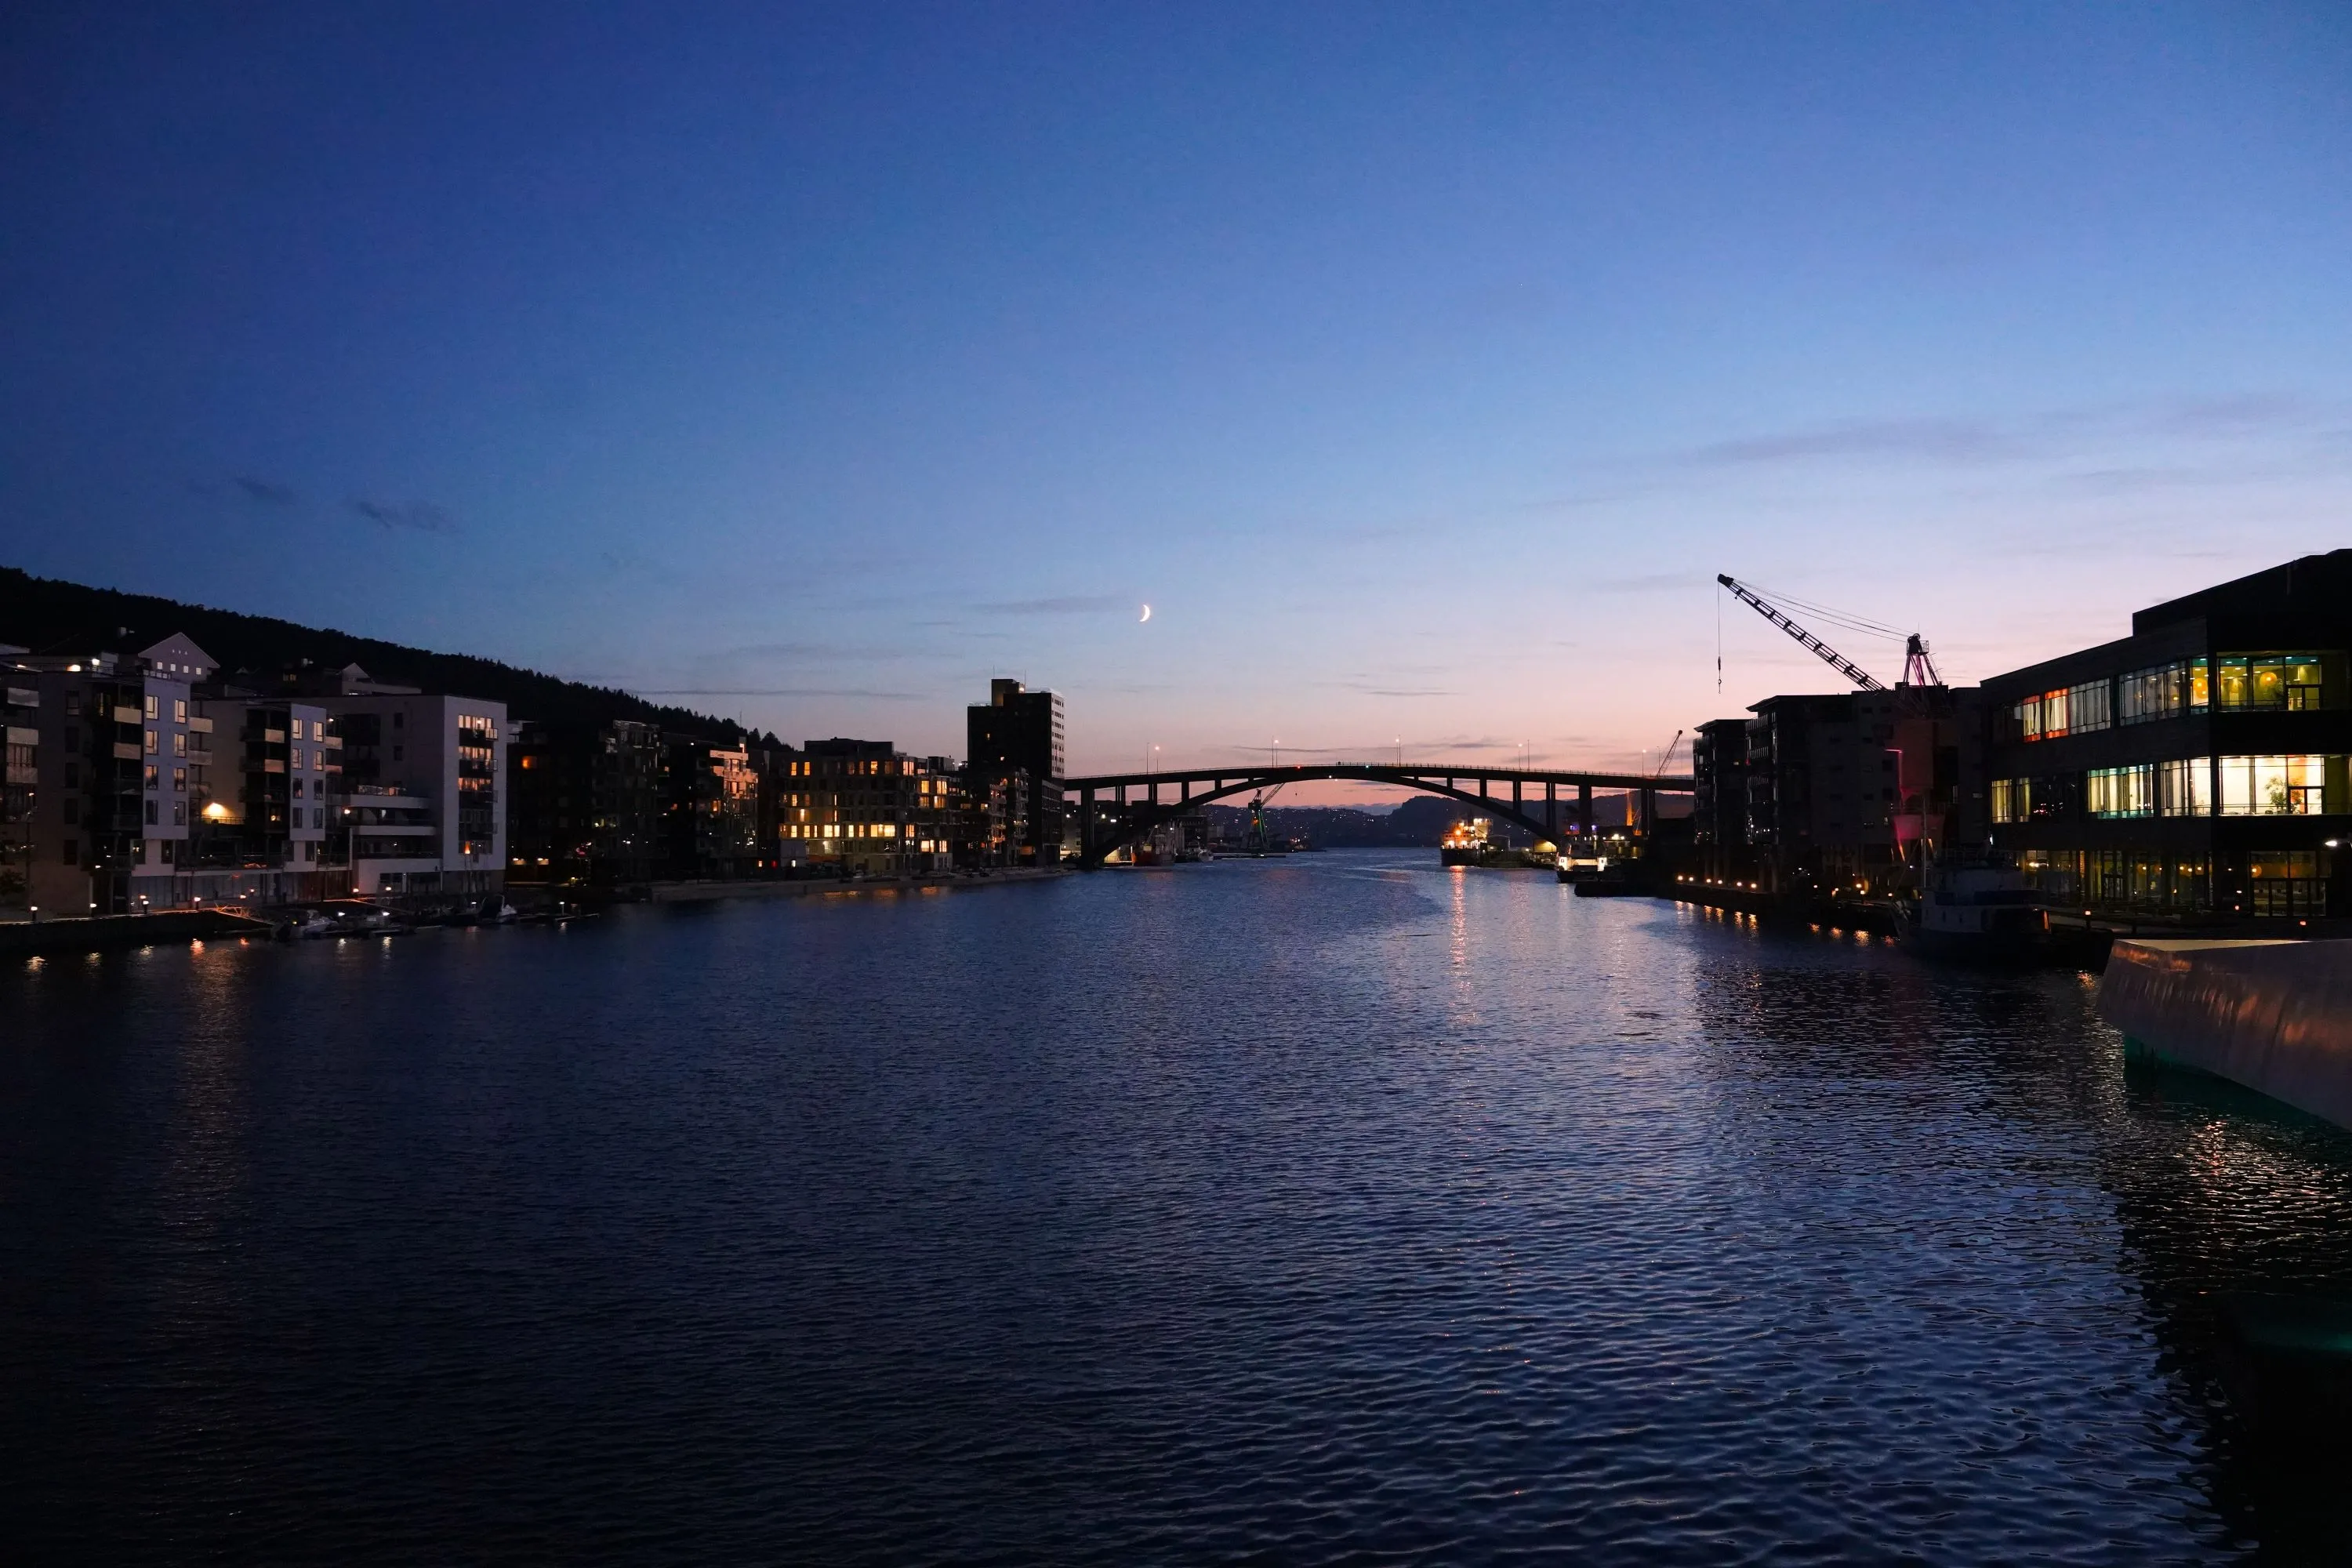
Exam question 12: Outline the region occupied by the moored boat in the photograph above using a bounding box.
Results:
[1904,857,2042,960]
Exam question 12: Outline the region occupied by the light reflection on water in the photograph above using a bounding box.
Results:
[5,850,2352,1562]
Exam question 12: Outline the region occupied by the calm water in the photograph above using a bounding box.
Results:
[9,851,2352,1563]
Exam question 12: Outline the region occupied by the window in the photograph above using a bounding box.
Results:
[2086,764,2155,818]
[392,745,403,762]
[172,801,185,826]
[172,731,187,757]
[144,798,158,825]
[314,807,324,829]
[143,694,158,720]
[2012,680,2112,740]
[1991,778,2024,822]
[2118,659,2209,724]
[62,838,77,865]
[2216,755,2332,816]
[173,699,187,724]
[2214,654,2329,712]
[293,776,305,799]
[392,711,405,730]
[2245,851,2328,917]
[143,728,158,753]
[144,763,158,790]
[2159,758,2210,816]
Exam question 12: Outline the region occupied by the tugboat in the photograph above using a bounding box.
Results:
[1905,854,2042,960]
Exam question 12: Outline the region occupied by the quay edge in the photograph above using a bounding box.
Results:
[2100,938,2352,1131]
[0,908,270,958]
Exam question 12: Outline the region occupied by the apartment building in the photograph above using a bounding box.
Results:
[662,735,761,880]
[310,666,508,898]
[2,652,34,909]
[776,738,957,877]
[506,717,666,885]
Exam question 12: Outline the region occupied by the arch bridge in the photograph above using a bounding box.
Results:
[1062,763,1696,866]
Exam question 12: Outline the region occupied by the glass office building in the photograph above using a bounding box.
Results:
[1981,550,2352,923]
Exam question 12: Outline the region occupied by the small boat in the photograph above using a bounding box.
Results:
[274,909,339,941]
[1905,856,2041,960]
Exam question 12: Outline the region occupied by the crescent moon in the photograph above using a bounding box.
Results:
[1140,604,1152,622]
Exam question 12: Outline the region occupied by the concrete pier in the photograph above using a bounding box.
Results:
[2100,938,2352,1128]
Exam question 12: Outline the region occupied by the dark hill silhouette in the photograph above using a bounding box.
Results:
[0,566,738,739]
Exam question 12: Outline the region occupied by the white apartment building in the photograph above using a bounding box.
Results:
[318,669,507,898]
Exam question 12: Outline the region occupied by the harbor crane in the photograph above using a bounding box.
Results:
[1715,575,1941,690]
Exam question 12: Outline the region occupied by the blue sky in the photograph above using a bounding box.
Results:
[4,3,2347,793]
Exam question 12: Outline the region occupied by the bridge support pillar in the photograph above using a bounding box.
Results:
[1545,781,1557,843]
[1579,783,1592,840]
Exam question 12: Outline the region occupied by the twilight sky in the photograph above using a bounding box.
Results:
[4,4,2349,793]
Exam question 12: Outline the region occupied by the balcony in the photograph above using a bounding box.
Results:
[187,715,212,734]
[112,741,141,761]
[112,705,141,724]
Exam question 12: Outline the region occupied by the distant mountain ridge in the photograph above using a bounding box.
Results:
[0,566,739,739]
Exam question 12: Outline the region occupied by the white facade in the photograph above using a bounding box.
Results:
[322,688,508,897]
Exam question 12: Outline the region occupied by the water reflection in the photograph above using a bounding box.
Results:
[5,856,2351,1560]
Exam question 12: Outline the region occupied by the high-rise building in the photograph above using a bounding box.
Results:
[965,678,1064,866]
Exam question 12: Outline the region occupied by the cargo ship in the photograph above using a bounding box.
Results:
[1440,818,1490,866]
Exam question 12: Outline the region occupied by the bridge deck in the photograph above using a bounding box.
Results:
[1065,763,1694,792]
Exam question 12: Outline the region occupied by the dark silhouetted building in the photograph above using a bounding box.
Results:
[966,679,1064,866]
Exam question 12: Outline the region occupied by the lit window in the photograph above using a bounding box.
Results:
[2217,755,2335,816]
[2086,765,2154,818]
[2213,654,2330,712]
[2159,758,2210,816]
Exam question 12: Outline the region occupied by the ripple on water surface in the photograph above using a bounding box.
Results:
[6,852,2352,1563]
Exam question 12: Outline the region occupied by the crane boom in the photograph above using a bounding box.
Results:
[1715,575,1886,691]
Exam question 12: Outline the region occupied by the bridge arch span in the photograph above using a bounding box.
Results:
[1064,762,1690,867]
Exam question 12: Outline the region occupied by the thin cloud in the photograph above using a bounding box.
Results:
[1324,679,1458,698]
[1588,571,1697,593]
[1682,418,2020,467]
[975,594,1125,615]
[630,687,927,701]
[233,474,299,506]
[352,499,455,533]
